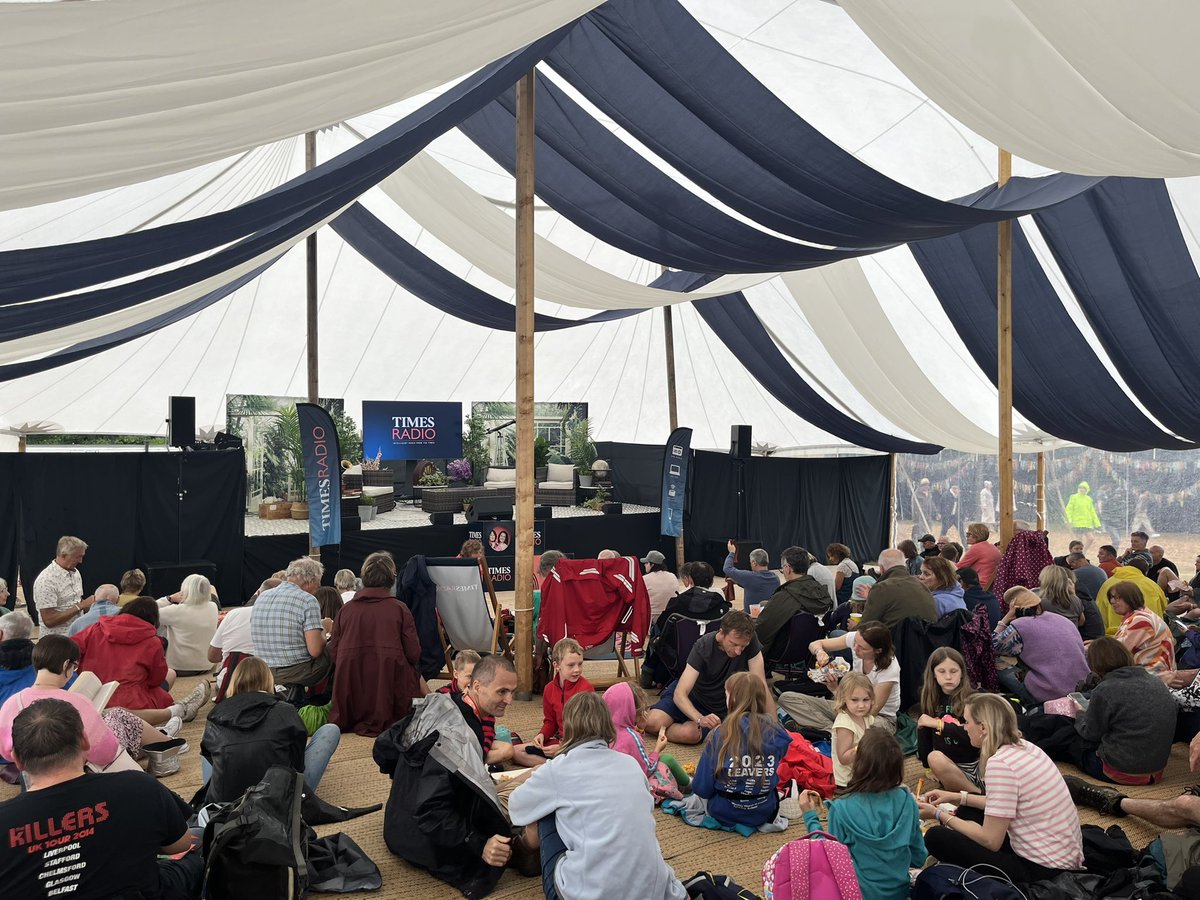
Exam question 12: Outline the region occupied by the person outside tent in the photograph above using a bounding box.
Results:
[1065,482,1102,551]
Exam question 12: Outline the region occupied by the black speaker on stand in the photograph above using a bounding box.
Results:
[168,396,196,449]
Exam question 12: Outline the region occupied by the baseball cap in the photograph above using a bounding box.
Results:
[640,550,666,565]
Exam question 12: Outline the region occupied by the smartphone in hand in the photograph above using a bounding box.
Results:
[1068,692,1090,712]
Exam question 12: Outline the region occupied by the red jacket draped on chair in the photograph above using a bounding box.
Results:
[538,557,651,652]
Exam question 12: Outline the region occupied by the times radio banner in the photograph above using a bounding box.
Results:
[467,520,546,590]
[297,403,341,547]
[362,401,463,461]
[660,427,692,538]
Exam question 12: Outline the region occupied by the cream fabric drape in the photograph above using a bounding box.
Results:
[374,148,778,309]
[0,0,601,210]
[839,0,1200,176]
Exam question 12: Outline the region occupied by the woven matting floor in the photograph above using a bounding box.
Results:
[2,667,1196,899]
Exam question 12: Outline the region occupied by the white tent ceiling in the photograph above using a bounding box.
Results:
[0,0,1190,454]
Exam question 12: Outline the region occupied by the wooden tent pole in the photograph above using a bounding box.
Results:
[304,131,320,560]
[1036,450,1046,531]
[663,301,685,569]
[305,131,319,405]
[998,148,1015,550]
[513,71,536,698]
[888,453,897,547]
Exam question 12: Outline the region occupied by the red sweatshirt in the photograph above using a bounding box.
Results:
[539,673,595,744]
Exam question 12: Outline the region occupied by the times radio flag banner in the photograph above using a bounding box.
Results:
[297,403,341,547]
[660,427,692,538]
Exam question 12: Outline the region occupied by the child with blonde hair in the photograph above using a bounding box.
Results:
[832,672,875,790]
[603,680,690,799]
[534,638,594,755]
[691,672,791,828]
[437,649,481,695]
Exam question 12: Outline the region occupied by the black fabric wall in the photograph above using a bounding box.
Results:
[595,441,665,507]
[686,451,889,567]
[243,511,676,595]
[3,450,246,609]
[0,456,18,609]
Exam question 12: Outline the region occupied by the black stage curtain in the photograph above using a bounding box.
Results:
[10,450,245,612]
[686,451,888,567]
[595,441,664,507]
[136,453,247,605]
[244,512,676,592]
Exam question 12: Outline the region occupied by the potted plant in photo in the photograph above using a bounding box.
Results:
[357,493,377,523]
[534,436,551,482]
[417,467,449,488]
[447,458,472,486]
[583,486,608,512]
[568,418,597,487]
[462,414,490,486]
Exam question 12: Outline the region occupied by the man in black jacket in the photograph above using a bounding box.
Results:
[755,546,833,668]
[374,654,532,897]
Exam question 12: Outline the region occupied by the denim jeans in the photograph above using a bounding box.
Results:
[996,666,1036,708]
[538,814,567,900]
[201,723,341,793]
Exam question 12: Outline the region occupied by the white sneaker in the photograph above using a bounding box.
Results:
[180,680,211,722]
[161,716,183,738]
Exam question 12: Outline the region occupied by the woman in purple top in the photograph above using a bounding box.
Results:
[992,588,1091,706]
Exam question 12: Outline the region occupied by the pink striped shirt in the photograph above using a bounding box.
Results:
[984,740,1083,870]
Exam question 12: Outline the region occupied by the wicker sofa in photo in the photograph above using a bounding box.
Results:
[421,485,514,514]
[535,463,578,507]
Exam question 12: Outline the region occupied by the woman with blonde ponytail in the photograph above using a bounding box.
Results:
[917,693,1082,881]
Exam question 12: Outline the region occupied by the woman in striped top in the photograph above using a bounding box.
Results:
[918,693,1084,882]
[1109,581,1176,675]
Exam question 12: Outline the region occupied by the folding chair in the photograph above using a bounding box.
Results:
[767,612,828,679]
[424,557,510,681]
[581,631,640,680]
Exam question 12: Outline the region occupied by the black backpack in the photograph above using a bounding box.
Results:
[203,766,307,899]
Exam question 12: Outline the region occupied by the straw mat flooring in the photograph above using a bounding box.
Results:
[2,670,1197,899]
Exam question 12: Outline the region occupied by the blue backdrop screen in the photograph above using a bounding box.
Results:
[362,401,463,461]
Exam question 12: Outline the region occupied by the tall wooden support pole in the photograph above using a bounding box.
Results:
[998,149,1015,549]
[513,71,536,698]
[1036,450,1046,531]
[663,304,685,569]
[304,132,320,404]
[888,453,898,547]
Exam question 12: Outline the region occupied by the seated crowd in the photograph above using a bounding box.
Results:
[4,525,1200,899]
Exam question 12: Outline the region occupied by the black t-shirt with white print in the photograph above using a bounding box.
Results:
[0,771,188,899]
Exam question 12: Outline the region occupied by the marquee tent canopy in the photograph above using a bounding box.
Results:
[2,0,1198,456]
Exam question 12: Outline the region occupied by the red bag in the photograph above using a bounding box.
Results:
[777,733,835,800]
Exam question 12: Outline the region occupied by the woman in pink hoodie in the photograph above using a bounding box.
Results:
[603,681,689,798]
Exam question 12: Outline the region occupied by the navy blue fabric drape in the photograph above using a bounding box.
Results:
[911,224,1192,451]
[329,204,639,331]
[0,27,573,308]
[460,80,872,273]
[1032,178,1200,441]
[547,0,1102,248]
[0,262,273,382]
